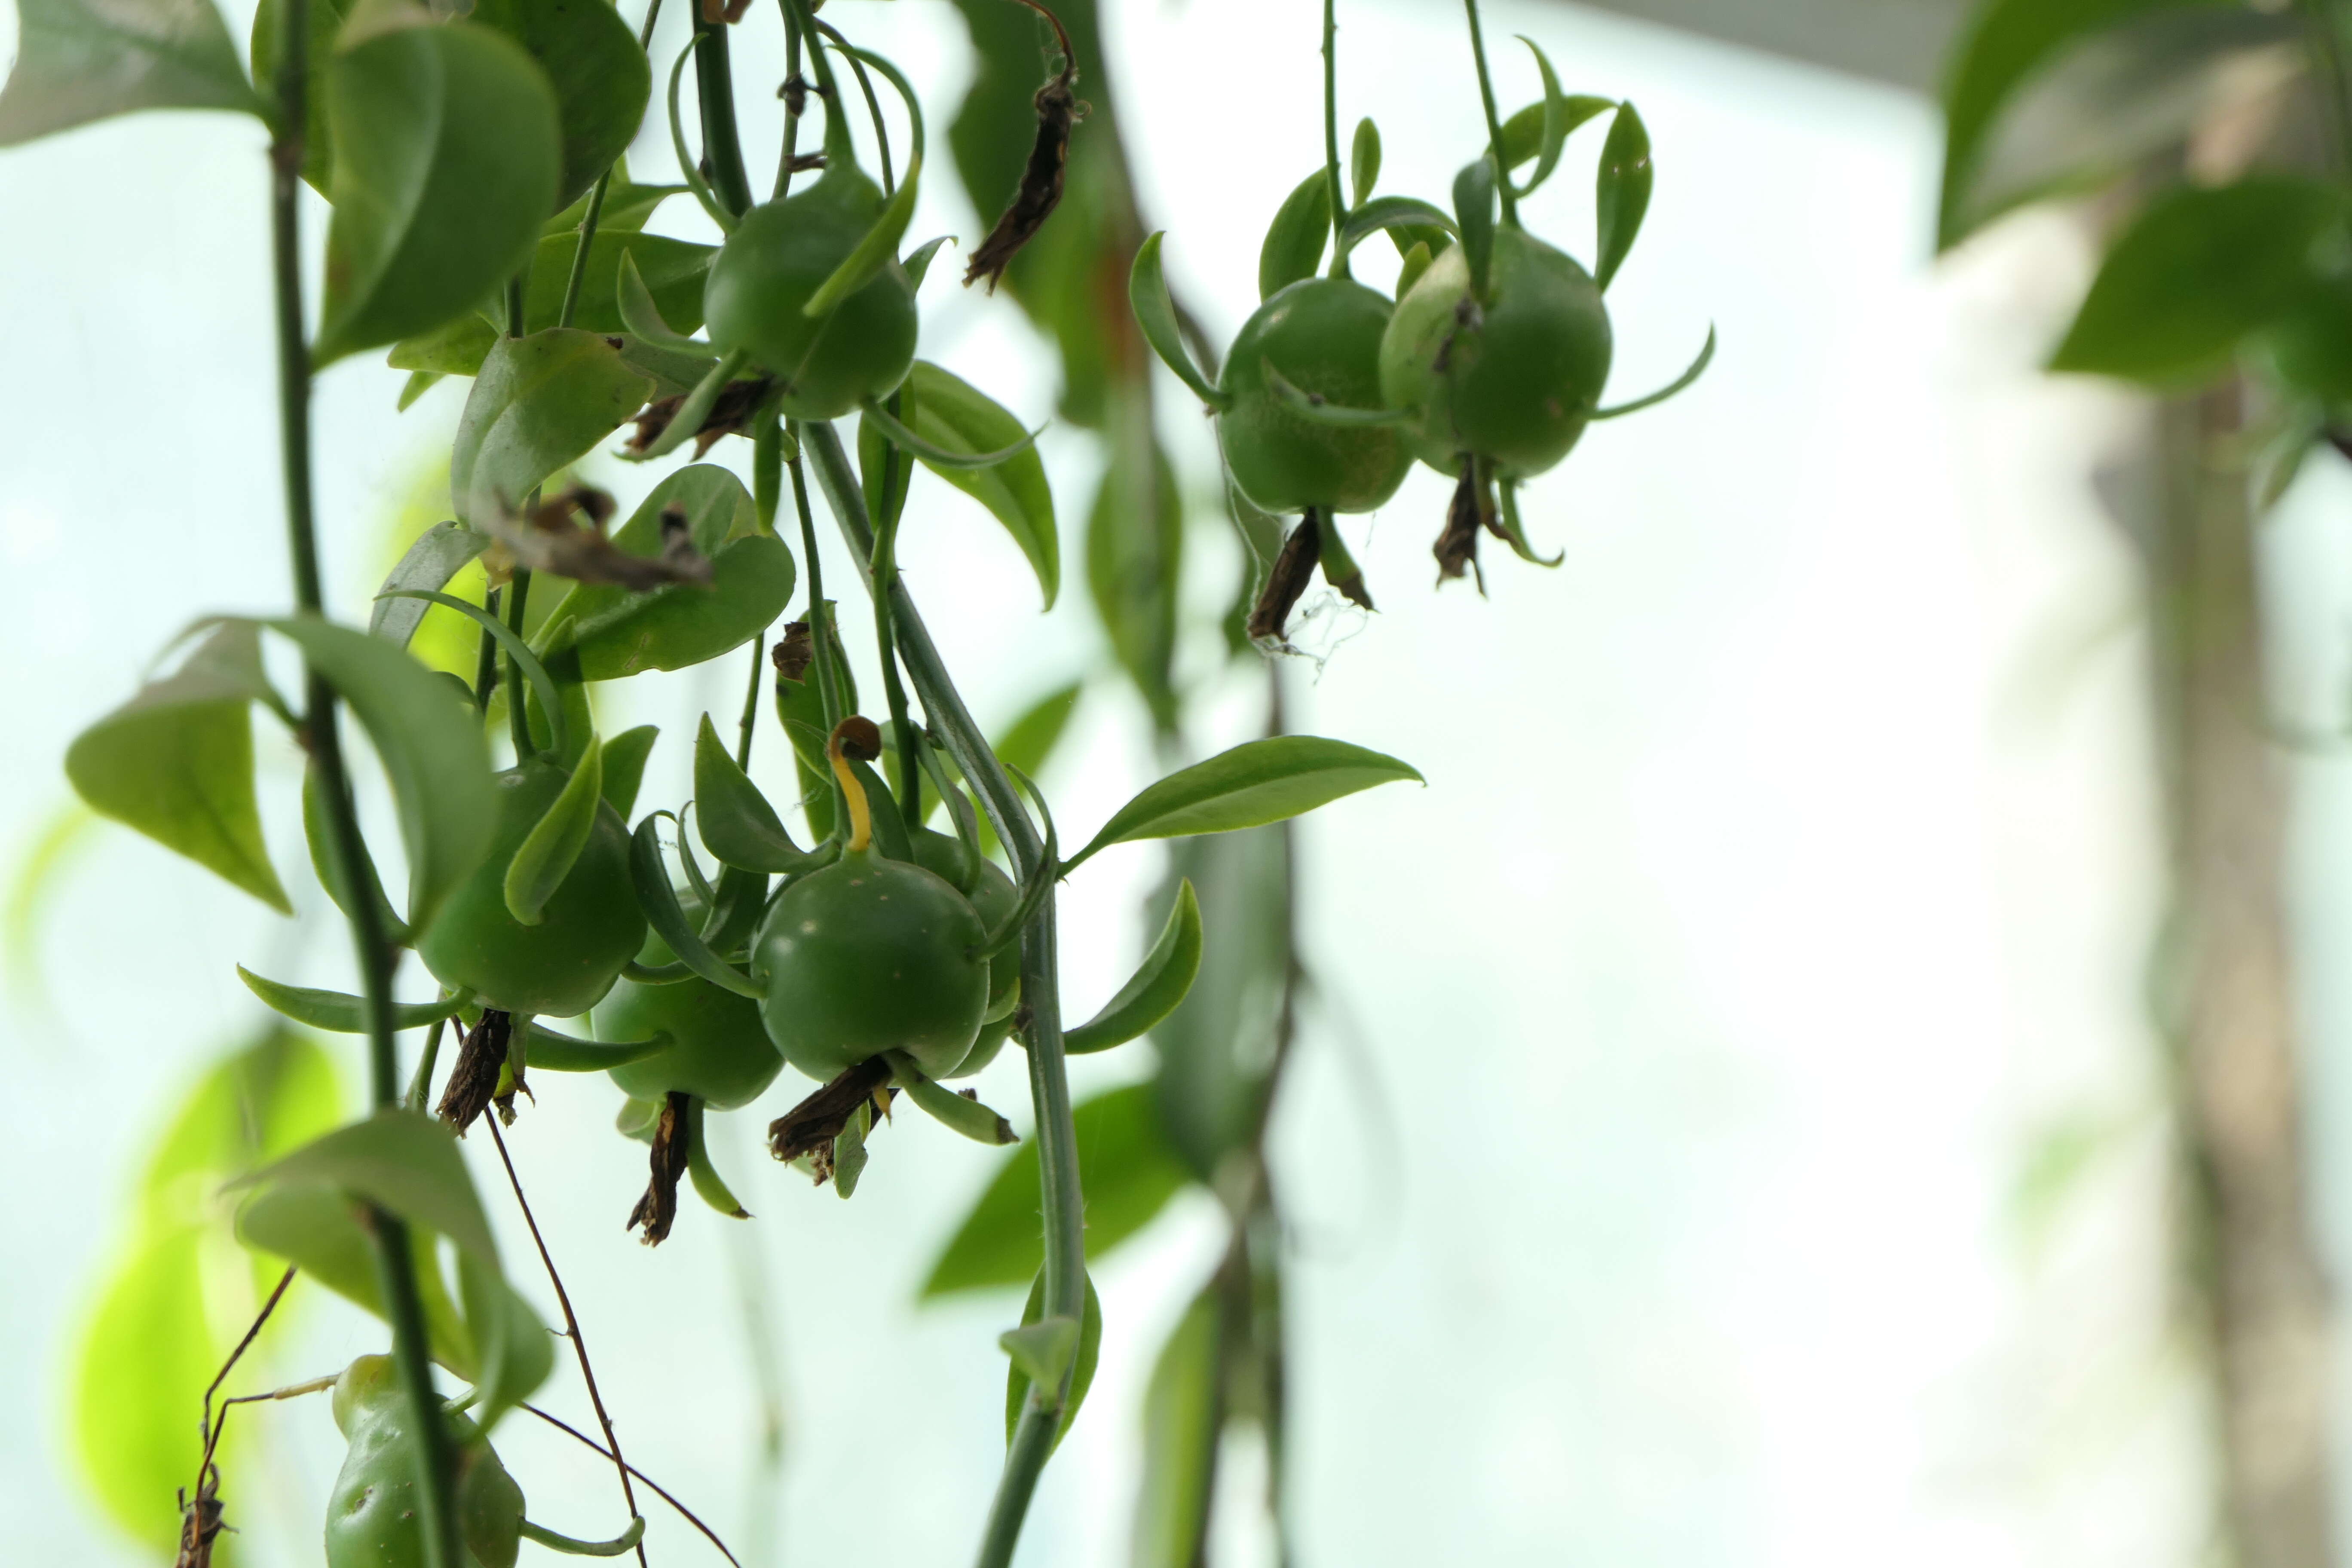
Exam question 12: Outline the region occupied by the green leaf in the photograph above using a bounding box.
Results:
[1350,116,1380,207]
[1129,233,1226,408]
[454,1245,551,1429]
[238,965,464,1032]
[370,521,492,647]
[1065,736,1421,872]
[523,230,713,337]
[996,681,1082,780]
[684,1099,749,1218]
[1132,1285,1222,1568]
[2051,177,2345,385]
[862,392,1043,472]
[380,588,567,759]
[616,246,714,354]
[466,0,648,211]
[65,620,291,912]
[600,724,658,818]
[628,814,763,998]
[1150,825,1289,1177]
[303,760,409,941]
[1259,168,1331,300]
[1594,101,1651,293]
[314,12,563,364]
[520,1018,668,1072]
[1508,35,1571,199]
[920,1084,1192,1297]
[232,1108,502,1268]
[547,175,684,237]
[250,0,349,188]
[449,328,653,526]
[802,43,926,318]
[504,735,602,924]
[1064,878,1201,1053]
[265,614,498,930]
[1005,1269,1102,1453]
[888,1054,1018,1144]
[1454,156,1496,297]
[0,0,265,146]
[857,361,1058,608]
[693,714,813,874]
[1086,438,1184,732]
[71,1229,230,1549]
[1499,93,1614,171]
[145,1026,343,1228]
[1936,0,2238,249]
[386,309,499,376]
[1593,323,1716,420]
[1336,196,1455,262]
[544,467,793,680]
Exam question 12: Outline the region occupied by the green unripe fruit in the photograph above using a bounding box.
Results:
[325,1356,524,1568]
[908,827,1020,1077]
[1217,276,1415,515]
[600,917,784,1109]
[1378,227,1613,480]
[416,761,643,1018]
[703,167,918,420]
[751,845,989,1081]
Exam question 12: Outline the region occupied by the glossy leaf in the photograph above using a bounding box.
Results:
[1593,323,1717,420]
[920,1084,1193,1297]
[862,393,1042,472]
[542,467,793,680]
[628,815,763,998]
[1259,168,1331,300]
[0,0,265,146]
[467,0,648,210]
[238,965,463,1032]
[449,328,653,526]
[387,309,499,376]
[1004,1269,1102,1452]
[1132,1285,1222,1568]
[1509,35,1571,198]
[315,14,563,363]
[694,714,813,874]
[1593,101,1651,293]
[266,614,498,929]
[857,361,1058,608]
[504,735,602,925]
[1129,233,1226,408]
[903,232,953,288]
[65,620,291,911]
[1064,878,1201,1053]
[601,724,659,818]
[370,521,492,647]
[231,1108,503,1268]
[1499,93,1614,171]
[1350,116,1381,207]
[1065,736,1421,871]
[2052,178,2343,385]
[617,246,715,353]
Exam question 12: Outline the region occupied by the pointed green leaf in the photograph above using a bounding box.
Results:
[629,814,763,998]
[862,392,1042,472]
[1336,196,1456,262]
[523,230,713,337]
[1350,116,1381,207]
[1064,878,1201,1054]
[1005,1269,1102,1453]
[378,588,567,759]
[1066,736,1421,872]
[693,713,813,874]
[1129,233,1227,408]
[455,1244,551,1429]
[449,328,654,525]
[546,174,684,237]
[600,724,658,818]
[232,1108,501,1267]
[234,1180,471,1371]
[1594,101,1651,293]
[1508,34,1571,199]
[0,0,265,147]
[1259,168,1331,300]
[1594,324,1717,421]
[920,1085,1192,1297]
[302,760,409,940]
[1086,439,1185,731]
[616,245,717,353]
[803,43,925,317]
[518,1017,668,1072]
[1133,1286,1222,1568]
[466,0,648,210]
[857,361,1058,608]
[504,735,602,925]
[268,614,496,928]
[1499,93,1615,171]
[370,521,492,647]
[2051,177,2344,385]
[888,1054,1018,1144]
[903,233,953,288]
[238,965,463,1032]
[685,1099,750,1218]
[1454,157,1496,296]
[1001,1315,1078,1391]
[314,14,563,363]
[65,621,291,911]
[387,309,499,376]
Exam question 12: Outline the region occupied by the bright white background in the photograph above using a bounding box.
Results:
[0,0,2278,1565]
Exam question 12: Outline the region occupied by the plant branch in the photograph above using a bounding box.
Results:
[1323,0,1349,276]
[522,1403,744,1568]
[487,1120,649,1568]
[558,0,668,330]
[1460,0,1519,226]
[269,6,457,1559]
[799,423,1081,1568]
[693,9,755,217]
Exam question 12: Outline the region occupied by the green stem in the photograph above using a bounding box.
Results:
[813,17,894,193]
[773,0,807,200]
[1461,0,1519,227]
[736,634,765,771]
[1322,0,1349,277]
[2301,0,2352,174]
[270,9,456,1565]
[405,1014,447,1112]
[505,567,534,761]
[472,586,502,712]
[557,0,666,330]
[693,11,754,217]
[801,425,1080,1568]
[870,410,920,821]
[785,441,848,832]
[783,0,854,165]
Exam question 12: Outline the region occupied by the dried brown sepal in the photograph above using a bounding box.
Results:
[437,1010,513,1135]
[1325,568,1374,610]
[832,714,883,762]
[771,620,815,683]
[1434,460,1486,590]
[480,483,714,592]
[1248,512,1323,644]
[627,1092,692,1246]
[964,0,1086,293]
[783,153,827,175]
[768,1058,895,1174]
[175,1467,226,1568]
[627,375,776,461]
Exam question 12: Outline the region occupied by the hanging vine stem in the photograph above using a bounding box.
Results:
[1460,0,1519,227]
[267,0,458,1559]
[867,426,923,821]
[486,1120,649,1568]
[557,0,669,329]
[1322,0,1349,277]
[799,423,1083,1568]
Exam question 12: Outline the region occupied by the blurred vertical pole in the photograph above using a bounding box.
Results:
[2139,380,2334,1568]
